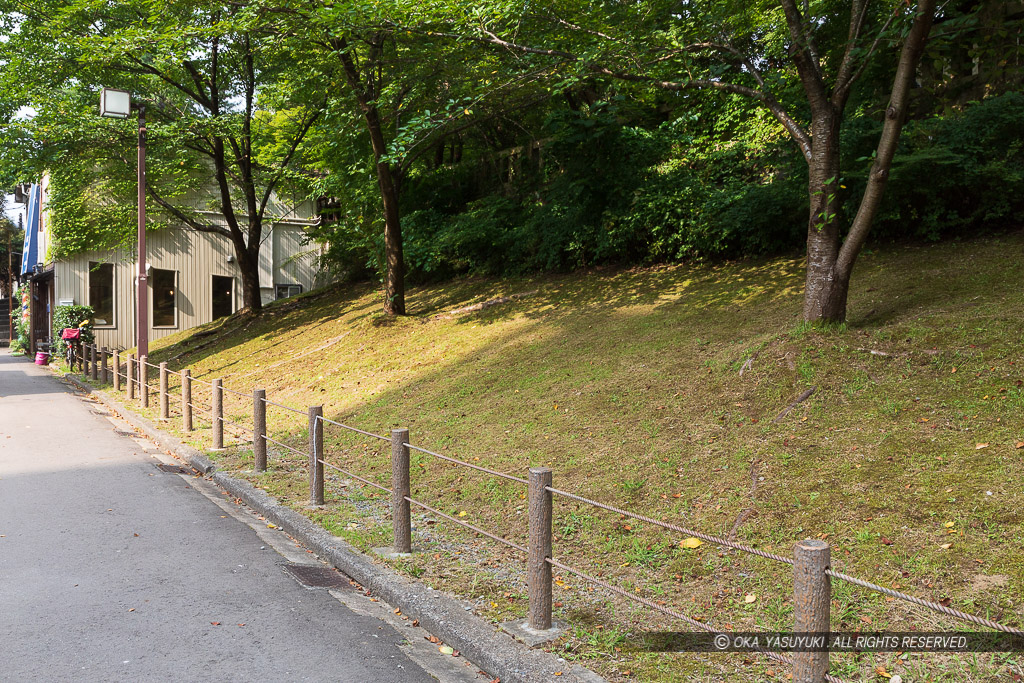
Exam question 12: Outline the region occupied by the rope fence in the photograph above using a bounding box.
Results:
[80,341,1022,683]
[321,458,390,494]
[547,486,794,565]
[264,434,308,459]
[261,396,307,416]
[406,442,528,485]
[319,415,390,442]
[826,569,1024,635]
[405,495,528,554]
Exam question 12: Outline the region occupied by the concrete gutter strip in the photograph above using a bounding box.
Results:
[63,373,604,683]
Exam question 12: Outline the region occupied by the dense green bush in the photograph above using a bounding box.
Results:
[846,92,1024,240]
[402,102,807,275]
[336,93,1024,283]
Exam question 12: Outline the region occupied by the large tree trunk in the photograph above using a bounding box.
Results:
[364,106,406,315]
[378,162,406,315]
[800,0,936,324]
[230,230,263,314]
[802,112,848,322]
[237,255,263,313]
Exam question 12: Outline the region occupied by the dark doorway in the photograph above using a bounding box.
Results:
[212,275,233,320]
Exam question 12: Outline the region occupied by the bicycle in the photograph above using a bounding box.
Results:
[60,327,82,370]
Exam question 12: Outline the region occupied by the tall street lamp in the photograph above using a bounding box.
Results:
[99,88,148,358]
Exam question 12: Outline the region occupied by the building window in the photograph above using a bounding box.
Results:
[152,268,177,327]
[275,283,302,300]
[89,262,115,327]
[212,275,233,320]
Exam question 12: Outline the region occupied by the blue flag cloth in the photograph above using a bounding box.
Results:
[21,183,40,277]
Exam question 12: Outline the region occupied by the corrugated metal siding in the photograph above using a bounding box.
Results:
[274,224,319,291]
[54,225,318,352]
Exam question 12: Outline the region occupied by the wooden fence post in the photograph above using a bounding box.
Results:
[308,406,324,505]
[253,389,267,471]
[101,347,109,384]
[528,467,554,631]
[113,350,121,391]
[90,344,98,381]
[793,539,831,683]
[82,344,89,379]
[182,369,192,432]
[212,379,223,449]
[390,428,412,554]
[126,353,135,400]
[159,362,169,420]
[140,356,149,408]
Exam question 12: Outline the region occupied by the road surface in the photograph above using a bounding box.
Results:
[0,353,487,683]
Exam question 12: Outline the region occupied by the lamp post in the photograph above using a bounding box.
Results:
[99,87,148,359]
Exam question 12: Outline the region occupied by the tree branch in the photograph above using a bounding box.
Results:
[778,0,827,105]
[836,0,936,277]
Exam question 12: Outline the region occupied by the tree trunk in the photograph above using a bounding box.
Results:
[378,162,406,315]
[363,105,405,315]
[802,111,848,323]
[234,237,263,314]
[801,0,936,323]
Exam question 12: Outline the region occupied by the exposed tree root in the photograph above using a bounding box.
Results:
[773,386,817,423]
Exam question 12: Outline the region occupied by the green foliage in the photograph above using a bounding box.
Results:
[400,98,807,277]
[46,156,139,259]
[51,305,95,362]
[847,93,1024,241]
[10,282,30,354]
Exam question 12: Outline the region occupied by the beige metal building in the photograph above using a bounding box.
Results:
[39,221,323,352]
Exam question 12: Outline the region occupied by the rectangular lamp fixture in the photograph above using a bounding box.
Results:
[99,88,131,118]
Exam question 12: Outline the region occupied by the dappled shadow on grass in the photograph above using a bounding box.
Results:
[437,255,808,330]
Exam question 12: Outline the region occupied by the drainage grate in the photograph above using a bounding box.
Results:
[281,563,349,589]
[113,429,135,437]
[155,464,191,474]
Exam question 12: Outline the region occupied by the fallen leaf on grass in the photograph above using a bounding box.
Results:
[457,511,468,517]
[944,522,955,528]
[744,594,757,603]
[940,543,952,549]
[1015,442,1024,449]
[881,537,893,545]
[976,443,989,450]
[680,538,703,549]
[875,666,891,679]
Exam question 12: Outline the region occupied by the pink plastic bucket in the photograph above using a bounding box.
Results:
[34,351,50,365]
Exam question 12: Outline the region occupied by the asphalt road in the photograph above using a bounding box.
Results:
[0,354,486,683]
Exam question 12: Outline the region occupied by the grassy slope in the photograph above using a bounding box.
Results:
[119,231,1023,682]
